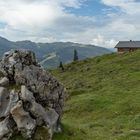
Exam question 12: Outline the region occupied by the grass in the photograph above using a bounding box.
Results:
[10,51,140,140]
[51,51,140,140]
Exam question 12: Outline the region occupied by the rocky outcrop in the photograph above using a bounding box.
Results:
[0,49,65,140]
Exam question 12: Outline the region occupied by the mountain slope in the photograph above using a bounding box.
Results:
[50,51,140,140]
[0,36,111,68]
[37,42,111,68]
[0,36,17,56]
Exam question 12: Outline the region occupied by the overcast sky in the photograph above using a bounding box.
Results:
[0,0,140,48]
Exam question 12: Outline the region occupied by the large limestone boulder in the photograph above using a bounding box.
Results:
[0,49,65,140]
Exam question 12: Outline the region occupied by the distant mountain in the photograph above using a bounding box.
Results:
[0,36,111,68]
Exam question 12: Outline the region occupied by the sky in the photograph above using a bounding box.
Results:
[0,0,140,48]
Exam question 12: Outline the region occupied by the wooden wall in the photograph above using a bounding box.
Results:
[117,48,139,53]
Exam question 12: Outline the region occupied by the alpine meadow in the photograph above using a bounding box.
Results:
[0,0,140,140]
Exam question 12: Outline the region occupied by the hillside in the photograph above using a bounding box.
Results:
[49,51,140,140]
[0,36,111,68]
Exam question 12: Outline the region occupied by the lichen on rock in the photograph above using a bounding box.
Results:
[0,49,65,140]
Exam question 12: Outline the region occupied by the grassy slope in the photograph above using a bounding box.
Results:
[51,51,140,140]
[11,51,140,140]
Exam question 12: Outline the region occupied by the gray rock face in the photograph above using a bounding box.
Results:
[0,77,9,87]
[0,87,10,118]
[20,85,35,102]
[11,101,36,138]
[0,117,15,140]
[20,85,59,132]
[0,49,37,81]
[0,49,65,140]
[5,90,19,117]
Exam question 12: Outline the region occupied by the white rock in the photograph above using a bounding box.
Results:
[20,85,35,102]
[0,117,14,139]
[20,86,59,132]
[4,51,10,57]
[10,101,36,138]
[0,77,9,87]
[0,87,10,118]
[4,90,19,116]
[8,57,16,65]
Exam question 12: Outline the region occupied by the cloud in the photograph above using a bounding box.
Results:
[101,0,140,15]
[0,0,63,30]
[91,35,118,48]
[0,0,93,43]
[0,0,140,48]
[0,0,83,28]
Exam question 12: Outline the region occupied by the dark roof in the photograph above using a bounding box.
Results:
[115,41,140,48]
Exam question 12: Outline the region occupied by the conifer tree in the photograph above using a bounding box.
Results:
[59,61,64,71]
[73,49,79,61]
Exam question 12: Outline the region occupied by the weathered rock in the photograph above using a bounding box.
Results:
[0,49,37,80]
[0,88,19,118]
[0,117,15,140]
[4,90,19,117]
[0,77,9,87]
[20,85,35,102]
[0,87,10,118]
[45,108,60,133]
[20,85,59,133]
[0,49,65,140]
[14,65,64,118]
[11,101,36,138]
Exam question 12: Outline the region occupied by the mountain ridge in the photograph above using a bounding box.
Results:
[0,36,111,68]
